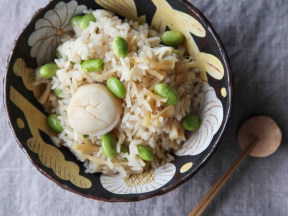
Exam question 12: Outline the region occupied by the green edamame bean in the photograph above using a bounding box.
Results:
[137,145,154,161]
[81,59,104,72]
[153,83,179,105]
[182,113,200,131]
[112,37,129,58]
[79,14,96,30]
[48,114,63,133]
[161,31,184,47]
[71,15,82,27]
[173,49,181,56]
[101,133,117,159]
[107,77,126,98]
[53,89,63,99]
[39,63,58,78]
[120,145,129,154]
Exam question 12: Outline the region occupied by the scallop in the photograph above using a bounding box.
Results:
[67,84,123,136]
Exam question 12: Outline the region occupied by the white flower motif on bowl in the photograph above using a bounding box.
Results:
[28,1,87,65]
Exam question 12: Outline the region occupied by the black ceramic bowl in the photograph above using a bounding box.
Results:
[4,0,232,202]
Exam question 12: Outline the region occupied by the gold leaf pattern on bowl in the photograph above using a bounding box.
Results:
[13,58,41,98]
[151,0,206,37]
[9,80,91,189]
[27,137,91,189]
[151,0,224,81]
[95,0,145,22]
[199,52,224,80]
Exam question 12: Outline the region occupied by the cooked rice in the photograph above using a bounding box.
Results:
[34,9,204,177]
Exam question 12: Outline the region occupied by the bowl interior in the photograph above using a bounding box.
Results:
[4,0,232,201]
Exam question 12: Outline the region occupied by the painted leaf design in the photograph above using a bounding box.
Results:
[27,137,91,189]
[200,52,224,80]
[150,0,226,82]
[175,83,223,156]
[151,0,206,37]
[10,86,92,189]
[151,12,167,33]
[13,58,42,98]
[10,86,55,137]
[95,0,145,22]
[150,0,220,81]
[173,10,206,37]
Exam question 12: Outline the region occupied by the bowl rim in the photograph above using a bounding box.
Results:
[3,0,233,202]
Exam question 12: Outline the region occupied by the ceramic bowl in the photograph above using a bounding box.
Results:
[4,0,232,202]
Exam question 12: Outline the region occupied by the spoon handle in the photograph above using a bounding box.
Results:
[189,138,258,216]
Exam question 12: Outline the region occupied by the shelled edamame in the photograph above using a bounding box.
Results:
[71,15,82,27]
[153,83,179,105]
[79,14,96,30]
[101,133,117,159]
[182,113,200,131]
[53,89,63,99]
[172,49,181,56]
[81,59,104,72]
[112,37,129,58]
[48,114,63,133]
[161,31,184,47]
[137,145,154,161]
[39,63,58,78]
[107,77,126,98]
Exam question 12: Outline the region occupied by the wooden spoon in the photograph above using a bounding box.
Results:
[189,116,282,216]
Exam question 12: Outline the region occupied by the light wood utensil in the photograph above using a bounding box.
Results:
[189,116,282,216]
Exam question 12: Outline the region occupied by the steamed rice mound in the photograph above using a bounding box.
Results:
[34,9,204,176]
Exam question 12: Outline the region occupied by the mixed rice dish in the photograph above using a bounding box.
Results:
[34,9,204,176]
